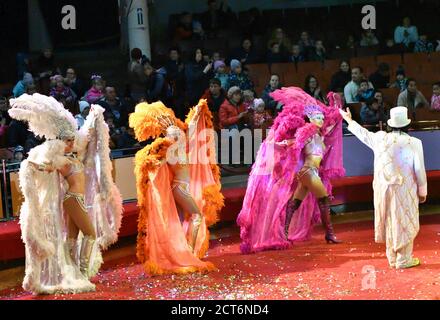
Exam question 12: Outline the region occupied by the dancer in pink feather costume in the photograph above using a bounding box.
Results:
[237,87,345,254]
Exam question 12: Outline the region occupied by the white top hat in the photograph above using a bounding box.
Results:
[387,106,411,128]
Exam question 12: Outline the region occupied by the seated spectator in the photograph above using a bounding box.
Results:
[344,66,374,103]
[308,40,327,62]
[230,38,259,65]
[261,74,282,112]
[143,61,171,104]
[13,72,34,98]
[304,74,327,104]
[329,60,351,92]
[345,34,357,50]
[360,98,387,127]
[201,78,226,113]
[430,82,440,110]
[75,100,90,129]
[390,68,409,92]
[33,48,60,95]
[356,79,375,103]
[242,89,255,110]
[128,48,147,103]
[369,63,391,89]
[201,0,234,39]
[266,42,287,64]
[268,28,292,57]
[374,90,390,110]
[228,59,254,91]
[289,45,305,64]
[174,12,194,41]
[394,17,418,49]
[211,51,222,62]
[213,60,229,89]
[97,86,129,128]
[184,48,213,108]
[360,29,379,47]
[218,86,247,130]
[25,83,37,95]
[250,98,273,130]
[381,38,402,55]
[49,75,76,103]
[414,33,434,53]
[397,78,429,114]
[297,31,315,58]
[104,114,118,149]
[65,67,85,97]
[82,75,105,104]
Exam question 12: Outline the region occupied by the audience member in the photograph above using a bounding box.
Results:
[381,38,402,55]
[369,63,391,89]
[75,100,90,129]
[329,60,351,92]
[289,44,305,64]
[214,60,229,89]
[143,61,170,104]
[33,48,60,95]
[414,33,434,53]
[184,48,212,108]
[308,40,327,62]
[13,72,33,98]
[304,74,327,104]
[242,89,255,111]
[201,78,226,113]
[230,38,259,65]
[360,29,379,47]
[344,66,374,103]
[25,84,37,95]
[82,75,105,104]
[397,78,429,114]
[261,74,282,112]
[297,31,315,58]
[250,98,273,130]
[390,68,409,92]
[356,79,375,103]
[128,48,147,102]
[49,75,76,103]
[430,82,440,110]
[218,86,247,130]
[97,86,129,128]
[360,98,387,127]
[201,0,234,39]
[227,59,254,91]
[65,67,85,97]
[268,28,292,57]
[394,17,419,49]
[266,42,287,64]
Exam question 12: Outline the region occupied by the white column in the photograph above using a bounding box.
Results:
[126,0,151,60]
[27,0,52,52]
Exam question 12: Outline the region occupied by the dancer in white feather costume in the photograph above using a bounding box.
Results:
[9,94,123,295]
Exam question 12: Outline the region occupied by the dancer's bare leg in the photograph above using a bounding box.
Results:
[63,198,96,239]
[172,186,202,252]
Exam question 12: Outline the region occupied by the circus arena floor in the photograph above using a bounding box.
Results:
[1,210,440,300]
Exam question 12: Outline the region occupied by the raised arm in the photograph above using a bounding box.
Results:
[339,107,377,150]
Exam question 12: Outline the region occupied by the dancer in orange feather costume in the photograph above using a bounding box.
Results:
[129,99,224,275]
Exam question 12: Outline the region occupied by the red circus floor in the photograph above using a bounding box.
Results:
[1,214,440,300]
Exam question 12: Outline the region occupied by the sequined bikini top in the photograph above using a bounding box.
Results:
[65,153,84,178]
[303,134,326,158]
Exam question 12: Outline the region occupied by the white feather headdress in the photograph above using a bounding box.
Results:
[9,93,77,140]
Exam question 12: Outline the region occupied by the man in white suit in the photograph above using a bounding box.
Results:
[339,106,427,269]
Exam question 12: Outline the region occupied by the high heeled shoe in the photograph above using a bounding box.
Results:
[318,197,342,244]
[284,198,302,239]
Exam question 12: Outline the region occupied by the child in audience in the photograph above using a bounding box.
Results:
[242,89,255,110]
[431,82,440,110]
[356,79,375,102]
[214,60,229,90]
[251,98,273,130]
[49,75,76,103]
[390,69,409,92]
[83,75,105,104]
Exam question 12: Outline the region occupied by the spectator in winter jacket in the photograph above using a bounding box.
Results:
[227,59,254,91]
[218,86,247,130]
[261,74,282,112]
[184,48,213,107]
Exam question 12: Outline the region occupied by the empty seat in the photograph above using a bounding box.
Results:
[269,63,294,84]
[245,64,270,94]
[350,56,377,76]
[403,53,430,74]
[356,46,380,57]
[380,87,401,106]
[296,61,323,76]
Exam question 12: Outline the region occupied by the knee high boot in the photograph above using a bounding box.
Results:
[64,238,78,266]
[285,199,302,239]
[318,197,341,244]
[79,236,96,277]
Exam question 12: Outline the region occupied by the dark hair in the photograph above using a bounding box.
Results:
[389,123,410,133]
[209,78,221,86]
[367,98,379,106]
[359,79,369,84]
[168,47,180,54]
[433,82,440,87]
[131,48,142,60]
[352,66,363,73]
[407,78,416,84]
[340,60,350,68]
[304,74,318,91]
[270,73,280,80]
